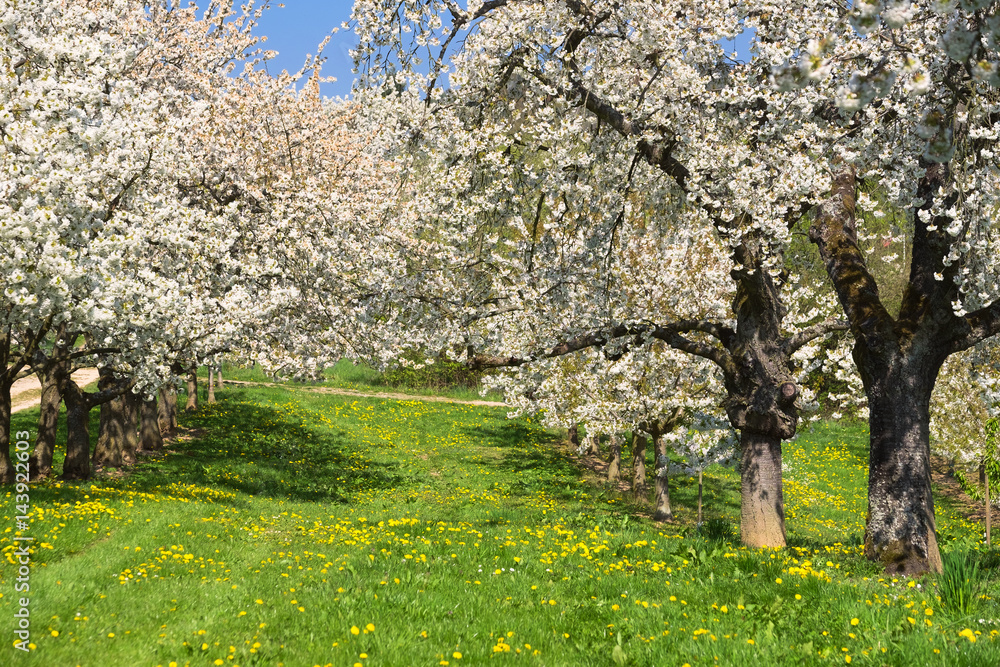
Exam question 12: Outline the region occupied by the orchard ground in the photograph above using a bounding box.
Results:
[1,380,998,666]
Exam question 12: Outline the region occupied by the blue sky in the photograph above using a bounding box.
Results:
[249,1,755,99]
[252,1,357,98]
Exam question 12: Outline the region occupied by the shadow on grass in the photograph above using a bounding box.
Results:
[119,396,409,504]
[458,421,584,500]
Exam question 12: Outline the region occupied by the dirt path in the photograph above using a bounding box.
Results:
[11,369,100,414]
[223,379,507,408]
[931,454,990,525]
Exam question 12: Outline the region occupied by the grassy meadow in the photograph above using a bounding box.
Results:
[2,382,999,666]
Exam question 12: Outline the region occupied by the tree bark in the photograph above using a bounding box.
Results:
[0,385,13,485]
[158,386,178,436]
[862,365,942,574]
[140,397,164,453]
[185,370,198,411]
[631,431,647,502]
[568,422,579,448]
[587,432,600,456]
[123,390,140,456]
[29,367,64,479]
[607,433,621,483]
[216,366,224,388]
[62,380,93,481]
[810,162,961,574]
[207,368,216,404]
[62,376,132,480]
[94,393,126,469]
[739,430,785,547]
[93,371,138,469]
[652,432,673,521]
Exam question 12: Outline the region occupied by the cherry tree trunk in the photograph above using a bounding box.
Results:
[739,430,785,548]
[568,422,579,448]
[631,432,647,502]
[29,370,63,479]
[606,434,621,483]
[62,382,92,481]
[216,366,224,388]
[652,434,672,521]
[208,369,216,404]
[140,398,163,453]
[94,394,128,468]
[863,368,942,574]
[587,433,600,456]
[185,371,198,411]
[158,387,178,436]
[0,385,13,484]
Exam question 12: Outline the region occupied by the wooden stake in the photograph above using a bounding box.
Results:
[982,463,992,546]
[697,469,703,525]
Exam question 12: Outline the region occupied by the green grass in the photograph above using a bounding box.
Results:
[2,385,999,666]
[198,360,503,403]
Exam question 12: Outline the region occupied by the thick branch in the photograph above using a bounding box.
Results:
[951,299,1000,354]
[809,163,893,344]
[783,318,850,355]
[469,319,736,375]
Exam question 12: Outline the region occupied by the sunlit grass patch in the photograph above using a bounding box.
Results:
[1,387,998,666]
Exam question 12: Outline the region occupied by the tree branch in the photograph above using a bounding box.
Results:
[469,319,736,375]
[783,318,850,355]
[809,163,894,344]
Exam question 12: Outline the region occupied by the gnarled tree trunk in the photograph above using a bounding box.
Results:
[805,162,990,574]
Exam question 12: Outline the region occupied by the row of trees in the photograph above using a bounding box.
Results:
[0,2,405,482]
[344,0,1000,575]
[7,0,1000,579]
